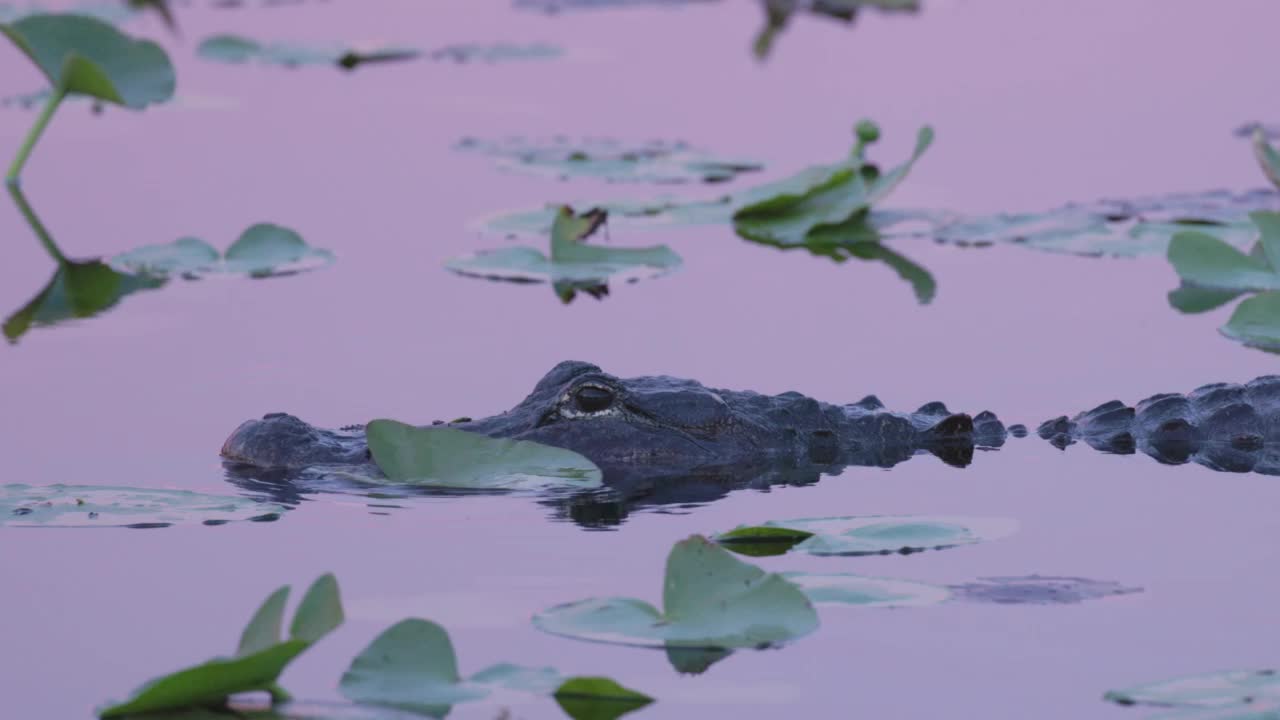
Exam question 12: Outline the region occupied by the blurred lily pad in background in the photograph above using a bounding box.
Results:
[715,515,1019,557]
[1,484,286,528]
[456,136,762,184]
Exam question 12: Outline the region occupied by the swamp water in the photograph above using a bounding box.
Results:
[2,1,1280,718]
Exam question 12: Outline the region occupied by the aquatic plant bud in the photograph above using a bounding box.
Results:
[855,119,881,144]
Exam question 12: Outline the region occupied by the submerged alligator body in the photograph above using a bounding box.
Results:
[1038,376,1280,475]
[222,360,1012,487]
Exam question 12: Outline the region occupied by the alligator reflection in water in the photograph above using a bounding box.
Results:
[1039,376,1280,476]
[221,360,1013,527]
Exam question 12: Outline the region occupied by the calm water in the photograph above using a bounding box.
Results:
[3,1,1280,718]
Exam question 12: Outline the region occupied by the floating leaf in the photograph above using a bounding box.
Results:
[4,259,163,343]
[340,618,649,719]
[1104,669,1280,709]
[1221,292,1280,353]
[716,515,1018,557]
[457,136,762,184]
[365,419,603,491]
[779,572,950,607]
[1168,232,1280,293]
[946,575,1141,605]
[109,223,335,279]
[447,206,682,302]
[0,484,285,528]
[428,43,561,63]
[1,13,173,107]
[197,33,420,69]
[475,195,738,238]
[98,575,344,717]
[732,123,933,247]
[554,677,654,720]
[533,535,819,656]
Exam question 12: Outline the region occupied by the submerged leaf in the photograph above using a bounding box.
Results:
[98,575,343,717]
[0,13,173,107]
[0,484,284,528]
[716,515,1017,556]
[365,420,603,491]
[533,535,819,656]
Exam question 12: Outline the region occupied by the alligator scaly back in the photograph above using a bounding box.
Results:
[1038,376,1280,474]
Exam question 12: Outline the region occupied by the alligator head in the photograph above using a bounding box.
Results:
[221,360,1010,479]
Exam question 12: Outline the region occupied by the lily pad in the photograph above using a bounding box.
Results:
[365,419,603,491]
[732,122,934,247]
[0,484,286,528]
[938,189,1280,257]
[1221,292,1280,353]
[4,259,163,343]
[197,33,421,70]
[447,206,682,302]
[1104,669,1280,709]
[1,13,173,107]
[428,43,561,63]
[779,572,950,607]
[715,515,1018,557]
[110,223,335,279]
[554,677,654,720]
[533,535,819,652]
[457,136,762,184]
[99,575,344,717]
[475,195,738,238]
[340,618,651,719]
[1168,217,1280,293]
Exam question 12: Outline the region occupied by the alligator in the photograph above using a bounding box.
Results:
[221,360,1015,507]
[1038,376,1280,475]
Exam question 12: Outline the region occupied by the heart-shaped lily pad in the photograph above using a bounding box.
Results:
[533,535,819,652]
[1221,291,1280,353]
[365,420,603,491]
[339,618,651,719]
[715,515,1018,556]
[1,484,286,528]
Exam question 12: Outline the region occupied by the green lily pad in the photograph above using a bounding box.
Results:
[99,575,344,718]
[732,122,933,247]
[0,484,286,528]
[1104,669,1280,709]
[474,195,738,238]
[1255,128,1280,191]
[340,618,651,719]
[533,535,819,652]
[1168,231,1280,294]
[110,224,335,279]
[554,677,654,720]
[198,33,421,70]
[365,420,603,491]
[1221,292,1280,353]
[457,136,762,184]
[1,13,173,107]
[447,206,682,302]
[3,259,164,343]
[715,515,1018,557]
[779,572,950,607]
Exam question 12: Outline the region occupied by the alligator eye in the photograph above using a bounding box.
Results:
[573,386,614,413]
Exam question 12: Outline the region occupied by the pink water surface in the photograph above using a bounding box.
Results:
[2,1,1279,718]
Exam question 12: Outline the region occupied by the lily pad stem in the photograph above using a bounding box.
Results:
[7,182,66,263]
[6,86,66,187]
